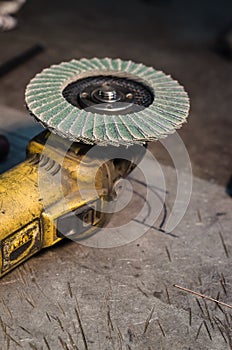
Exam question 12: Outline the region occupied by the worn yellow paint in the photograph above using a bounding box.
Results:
[0,131,113,277]
[0,129,144,277]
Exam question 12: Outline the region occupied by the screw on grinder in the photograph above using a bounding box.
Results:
[25,58,190,146]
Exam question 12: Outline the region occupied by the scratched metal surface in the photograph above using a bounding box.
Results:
[0,106,231,349]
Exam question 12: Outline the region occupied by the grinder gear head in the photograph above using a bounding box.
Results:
[25,58,190,145]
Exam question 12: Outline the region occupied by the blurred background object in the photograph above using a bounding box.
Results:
[0,134,10,161]
[0,43,44,77]
[215,23,232,59]
[0,0,26,31]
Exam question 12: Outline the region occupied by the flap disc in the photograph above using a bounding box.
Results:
[25,58,190,145]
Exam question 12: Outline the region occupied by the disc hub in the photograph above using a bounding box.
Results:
[62,75,154,115]
[95,85,120,102]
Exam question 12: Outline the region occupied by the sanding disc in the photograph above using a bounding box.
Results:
[25,58,190,145]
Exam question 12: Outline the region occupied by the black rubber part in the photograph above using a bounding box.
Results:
[62,75,154,114]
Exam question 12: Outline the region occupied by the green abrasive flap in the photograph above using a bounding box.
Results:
[25,58,190,145]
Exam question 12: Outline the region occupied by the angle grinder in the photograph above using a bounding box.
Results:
[0,58,189,277]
